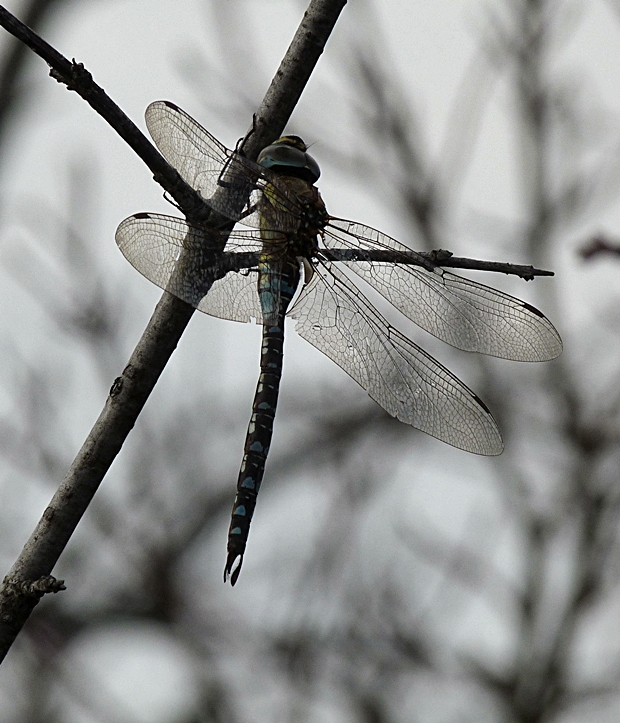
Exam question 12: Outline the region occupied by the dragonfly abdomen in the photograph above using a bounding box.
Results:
[224,257,301,585]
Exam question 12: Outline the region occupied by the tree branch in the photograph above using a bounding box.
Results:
[0,0,347,662]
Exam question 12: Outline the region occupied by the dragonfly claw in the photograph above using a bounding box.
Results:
[224,553,243,586]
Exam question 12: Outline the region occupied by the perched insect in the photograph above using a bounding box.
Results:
[116,101,562,584]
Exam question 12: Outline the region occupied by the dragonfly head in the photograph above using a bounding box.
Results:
[257,135,320,184]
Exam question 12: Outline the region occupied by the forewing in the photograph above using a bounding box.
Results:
[288,261,503,455]
[115,213,263,322]
[145,101,300,232]
[325,219,562,362]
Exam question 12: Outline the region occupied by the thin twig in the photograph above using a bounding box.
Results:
[224,249,554,280]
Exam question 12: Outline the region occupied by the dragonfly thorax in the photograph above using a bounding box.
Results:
[260,172,328,260]
[297,198,329,237]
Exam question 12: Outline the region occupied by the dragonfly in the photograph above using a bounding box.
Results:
[115,101,562,585]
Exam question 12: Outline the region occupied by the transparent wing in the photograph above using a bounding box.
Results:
[145,101,300,232]
[115,213,263,322]
[324,218,562,362]
[288,261,503,455]
[199,268,262,323]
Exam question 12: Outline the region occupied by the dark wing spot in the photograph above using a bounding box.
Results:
[472,393,492,415]
[522,301,544,318]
